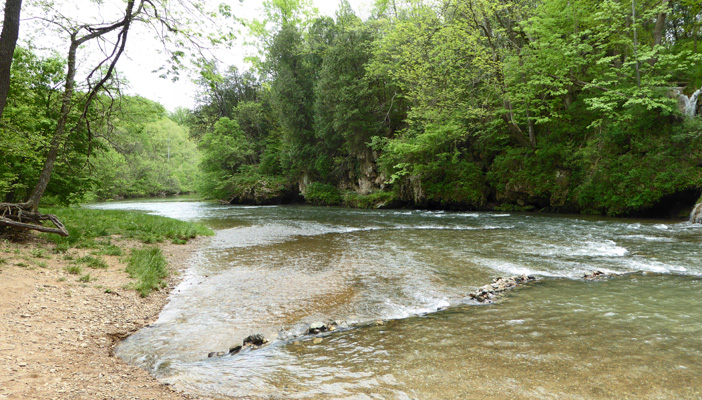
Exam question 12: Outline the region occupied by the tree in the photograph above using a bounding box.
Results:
[0,0,22,119]
[1,0,230,237]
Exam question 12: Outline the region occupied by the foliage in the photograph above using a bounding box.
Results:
[343,190,399,209]
[91,97,200,200]
[0,47,94,204]
[226,171,296,205]
[180,0,702,216]
[303,182,343,206]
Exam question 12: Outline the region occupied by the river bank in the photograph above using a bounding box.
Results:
[0,234,211,400]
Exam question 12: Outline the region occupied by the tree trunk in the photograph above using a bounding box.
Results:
[24,38,78,212]
[652,0,668,48]
[649,0,669,66]
[0,0,22,120]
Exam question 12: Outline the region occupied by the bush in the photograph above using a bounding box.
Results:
[344,191,400,209]
[303,182,343,206]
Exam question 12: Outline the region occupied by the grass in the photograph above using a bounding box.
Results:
[96,243,123,256]
[31,248,48,258]
[41,207,213,248]
[75,255,108,269]
[126,247,169,297]
[32,207,213,297]
[65,265,83,275]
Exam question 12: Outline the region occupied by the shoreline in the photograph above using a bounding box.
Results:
[0,234,211,400]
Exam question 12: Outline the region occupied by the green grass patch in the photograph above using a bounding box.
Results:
[31,248,48,258]
[78,273,93,283]
[40,207,213,250]
[65,265,83,275]
[126,247,169,297]
[96,243,123,256]
[75,255,108,269]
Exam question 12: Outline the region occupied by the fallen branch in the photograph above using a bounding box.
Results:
[0,203,69,237]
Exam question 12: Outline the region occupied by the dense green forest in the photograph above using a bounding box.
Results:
[188,0,702,216]
[2,0,702,218]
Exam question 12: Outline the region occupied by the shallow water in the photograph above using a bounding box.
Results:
[89,201,702,399]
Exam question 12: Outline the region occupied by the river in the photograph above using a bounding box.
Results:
[88,200,702,399]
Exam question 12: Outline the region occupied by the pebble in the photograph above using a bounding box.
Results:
[312,338,323,345]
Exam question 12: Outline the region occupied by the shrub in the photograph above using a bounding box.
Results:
[303,182,343,206]
[344,191,400,209]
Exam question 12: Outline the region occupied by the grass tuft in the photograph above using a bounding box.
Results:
[65,265,83,275]
[76,255,108,269]
[126,247,168,297]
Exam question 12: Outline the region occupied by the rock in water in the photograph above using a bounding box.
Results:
[243,334,266,346]
[307,322,329,335]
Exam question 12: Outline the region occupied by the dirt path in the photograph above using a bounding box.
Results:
[0,235,212,400]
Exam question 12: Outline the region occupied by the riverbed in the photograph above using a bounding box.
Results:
[88,200,702,399]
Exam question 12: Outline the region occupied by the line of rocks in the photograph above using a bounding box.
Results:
[207,321,353,359]
[468,274,538,303]
[209,272,620,358]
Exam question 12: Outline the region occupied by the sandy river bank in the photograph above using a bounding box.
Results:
[0,235,212,400]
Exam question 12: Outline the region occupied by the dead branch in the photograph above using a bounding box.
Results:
[0,203,68,237]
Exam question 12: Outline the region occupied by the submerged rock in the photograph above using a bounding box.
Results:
[583,270,617,280]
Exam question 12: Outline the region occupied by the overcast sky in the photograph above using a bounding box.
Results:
[110,0,373,111]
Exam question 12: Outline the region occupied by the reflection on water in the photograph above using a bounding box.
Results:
[89,201,702,399]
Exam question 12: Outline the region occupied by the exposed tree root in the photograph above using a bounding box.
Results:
[0,203,68,238]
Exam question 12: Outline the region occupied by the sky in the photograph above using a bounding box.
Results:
[84,0,374,111]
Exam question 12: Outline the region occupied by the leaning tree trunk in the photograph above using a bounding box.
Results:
[0,0,22,119]
[24,37,79,212]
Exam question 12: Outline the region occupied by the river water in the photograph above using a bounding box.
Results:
[89,200,702,399]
